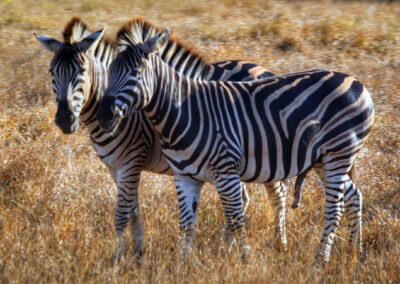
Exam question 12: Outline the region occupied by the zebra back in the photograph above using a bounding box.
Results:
[117,19,276,82]
[206,60,274,81]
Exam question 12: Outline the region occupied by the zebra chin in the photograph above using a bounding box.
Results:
[55,119,79,134]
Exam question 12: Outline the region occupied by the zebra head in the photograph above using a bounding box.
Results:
[35,20,105,134]
[97,28,170,133]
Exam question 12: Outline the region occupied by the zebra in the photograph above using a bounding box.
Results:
[97,21,374,265]
[35,17,290,262]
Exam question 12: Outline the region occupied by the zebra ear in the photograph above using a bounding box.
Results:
[139,28,170,55]
[75,27,106,53]
[34,33,63,53]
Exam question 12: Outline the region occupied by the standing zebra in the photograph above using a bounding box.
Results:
[35,17,289,262]
[97,23,374,265]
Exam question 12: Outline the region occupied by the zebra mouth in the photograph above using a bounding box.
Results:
[61,120,79,134]
[55,115,79,134]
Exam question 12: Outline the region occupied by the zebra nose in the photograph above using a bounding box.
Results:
[55,115,75,134]
[97,96,117,129]
[55,100,76,134]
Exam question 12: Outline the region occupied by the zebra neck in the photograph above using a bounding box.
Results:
[143,58,197,138]
[80,58,107,133]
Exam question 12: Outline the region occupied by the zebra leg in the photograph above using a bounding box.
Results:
[241,182,250,214]
[173,175,203,257]
[215,175,248,260]
[265,182,287,252]
[343,179,363,257]
[111,170,143,265]
[315,168,347,266]
[130,197,145,261]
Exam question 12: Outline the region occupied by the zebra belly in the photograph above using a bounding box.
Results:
[143,150,173,175]
[239,151,317,183]
[238,118,323,183]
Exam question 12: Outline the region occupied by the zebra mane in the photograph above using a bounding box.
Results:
[63,17,92,44]
[61,17,116,66]
[117,18,209,79]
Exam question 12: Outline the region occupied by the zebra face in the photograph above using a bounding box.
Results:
[97,29,170,134]
[35,29,105,134]
[98,53,142,133]
[50,47,89,134]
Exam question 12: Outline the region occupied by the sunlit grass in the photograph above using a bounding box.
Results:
[0,0,399,282]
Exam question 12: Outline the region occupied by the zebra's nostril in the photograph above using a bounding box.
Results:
[121,105,128,117]
[112,104,119,116]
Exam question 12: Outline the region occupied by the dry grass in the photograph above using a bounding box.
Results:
[1,0,399,282]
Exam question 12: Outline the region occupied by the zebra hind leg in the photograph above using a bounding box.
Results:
[343,177,363,261]
[265,182,287,252]
[315,167,348,266]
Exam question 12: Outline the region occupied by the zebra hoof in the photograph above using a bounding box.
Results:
[110,252,125,267]
[240,243,250,263]
[274,241,287,253]
[132,246,145,264]
[314,253,327,269]
[291,202,300,209]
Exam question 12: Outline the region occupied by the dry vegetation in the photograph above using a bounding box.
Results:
[0,0,399,282]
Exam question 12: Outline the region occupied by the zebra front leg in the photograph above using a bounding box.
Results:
[130,206,145,261]
[215,175,248,260]
[265,182,287,252]
[129,178,145,261]
[315,171,346,266]
[173,175,203,258]
[111,174,142,265]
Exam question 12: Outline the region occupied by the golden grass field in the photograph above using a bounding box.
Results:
[0,0,399,282]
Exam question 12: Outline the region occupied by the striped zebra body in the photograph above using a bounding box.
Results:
[36,18,288,262]
[98,25,374,264]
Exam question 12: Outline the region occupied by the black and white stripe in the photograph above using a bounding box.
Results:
[98,24,374,264]
[36,17,289,262]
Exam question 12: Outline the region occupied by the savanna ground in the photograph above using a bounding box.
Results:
[0,0,399,282]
